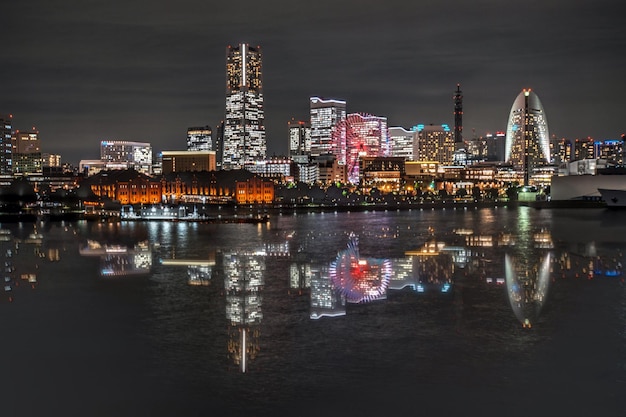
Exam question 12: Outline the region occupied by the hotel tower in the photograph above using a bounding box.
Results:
[505,89,550,186]
[223,43,265,170]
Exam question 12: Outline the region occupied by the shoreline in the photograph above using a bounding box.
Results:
[0,200,610,223]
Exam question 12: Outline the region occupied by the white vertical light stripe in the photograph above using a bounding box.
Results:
[242,43,246,87]
[242,328,247,373]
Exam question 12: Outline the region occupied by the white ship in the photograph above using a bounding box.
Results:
[598,188,626,208]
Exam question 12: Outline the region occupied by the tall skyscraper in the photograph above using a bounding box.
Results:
[223,43,265,170]
[505,89,550,185]
[0,113,12,175]
[310,97,346,157]
[12,128,42,175]
[215,120,225,170]
[187,126,212,151]
[288,119,311,157]
[453,84,463,145]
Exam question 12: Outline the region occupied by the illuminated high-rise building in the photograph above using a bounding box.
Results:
[187,126,212,151]
[573,137,595,161]
[453,84,463,145]
[414,124,455,165]
[223,43,265,170]
[0,113,12,175]
[550,137,572,165]
[505,89,550,185]
[388,126,417,160]
[288,119,311,157]
[100,140,153,175]
[310,97,346,157]
[12,128,42,175]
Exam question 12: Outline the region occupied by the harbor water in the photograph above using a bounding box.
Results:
[1,207,625,416]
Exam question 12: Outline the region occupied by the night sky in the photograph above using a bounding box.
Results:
[2,0,625,166]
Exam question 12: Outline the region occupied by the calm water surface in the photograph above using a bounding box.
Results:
[1,207,625,417]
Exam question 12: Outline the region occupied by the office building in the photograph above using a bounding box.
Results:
[288,119,311,157]
[310,97,346,157]
[415,124,455,165]
[388,126,417,160]
[505,89,550,185]
[223,43,265,170]
[100,140,153,175]
[161,150,216,175]
[187,126,212,151]
[0,113,12,175]
[12,128,42,175]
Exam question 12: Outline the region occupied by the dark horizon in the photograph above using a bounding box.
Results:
[2,0,625,166]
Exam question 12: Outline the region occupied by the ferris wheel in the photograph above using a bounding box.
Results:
[331,113,385,184]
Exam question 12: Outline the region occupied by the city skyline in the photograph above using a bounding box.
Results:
[2,0,625,166]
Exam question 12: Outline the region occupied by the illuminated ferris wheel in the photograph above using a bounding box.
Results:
[331,113,386,184]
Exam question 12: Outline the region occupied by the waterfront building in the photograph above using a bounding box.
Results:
[161,150,216,174]
[223,43,265,170]
[551,137,572,165]
[235,176,275,204]
[594,139,623,166]
[290,154,319,184]
[388,126,417,160]
[310,97,346,157]
[331,113,389,184]
[12,128,42,175]
[415,124,455,165]
[573,137,595,161]
[80,169,161,205]
[0,113,12,175]
[100,140,153,175]
[243,158,292,182]
[42,153,61,168]
[288,119,311,157]
[215,120,225,170]
[313,155,346,185]
[187,126,212,151]
[453,84,463,146]
[505,89,550,185]
[359,156,405,192]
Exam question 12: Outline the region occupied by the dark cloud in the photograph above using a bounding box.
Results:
[2,0,625,165]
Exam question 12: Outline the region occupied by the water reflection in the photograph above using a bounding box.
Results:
[0,222,76,303]
[2,212,625,378]
[329,233,392,303]
[79,240,152,276]
[224,251,264,373]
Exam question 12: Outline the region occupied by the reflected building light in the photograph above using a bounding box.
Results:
[453,228,474,236]
[387,258,419,292]
[466,235,493,247]
[498,233,516,246]
[80,240,152,277]
[187,265,212,286]
[329,233,391,304]
[47,248,60,262]
[224,251,265,372]
[310,264,346,319]
[289,262,311,290]
[264,241,290,257]
[505,252,552,328]
[533,229,553,249]
[405,240,446,256]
